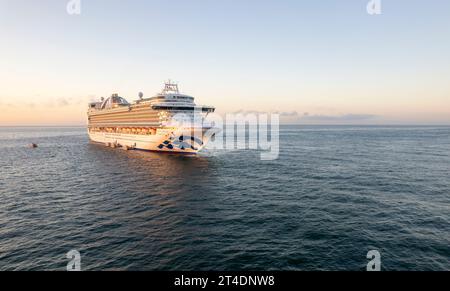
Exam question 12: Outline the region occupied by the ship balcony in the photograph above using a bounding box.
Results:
[152,104,215,113]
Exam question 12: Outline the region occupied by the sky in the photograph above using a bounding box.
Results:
[0,0,449,125]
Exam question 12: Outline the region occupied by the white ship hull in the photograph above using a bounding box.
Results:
[88,127,216,154]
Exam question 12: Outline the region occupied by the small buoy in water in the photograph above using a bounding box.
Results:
[29,143,38,148]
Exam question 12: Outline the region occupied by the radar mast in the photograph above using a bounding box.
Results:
[162,80,179,94]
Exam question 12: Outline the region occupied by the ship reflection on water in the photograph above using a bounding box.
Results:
[87,142,218,195]
[79,142,225,270]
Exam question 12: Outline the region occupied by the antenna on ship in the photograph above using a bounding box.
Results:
[163,79,179,94]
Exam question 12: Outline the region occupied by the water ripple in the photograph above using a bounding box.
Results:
[0,126,449,270]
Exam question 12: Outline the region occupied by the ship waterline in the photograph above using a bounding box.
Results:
[87,82,217,153]
[88,127,216,153]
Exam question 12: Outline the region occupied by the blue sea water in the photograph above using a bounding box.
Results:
[0,125,449,271]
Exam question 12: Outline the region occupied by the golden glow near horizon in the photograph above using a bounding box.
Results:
[1,70,449,125]
[1,82,449,125]
[1,1,449,125]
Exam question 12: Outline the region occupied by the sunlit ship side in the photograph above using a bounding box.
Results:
[87,82,217,153]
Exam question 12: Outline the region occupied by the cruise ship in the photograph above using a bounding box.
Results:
[87,82,217,153]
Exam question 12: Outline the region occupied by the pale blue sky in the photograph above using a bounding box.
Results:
[1,0,449,125]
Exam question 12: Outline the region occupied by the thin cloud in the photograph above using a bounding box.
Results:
[0,96,86,108]
[232,110,300,117]
[300,114,378,122]
[57,98,70,107]
[45,97,84,107]
[229,110,380,124]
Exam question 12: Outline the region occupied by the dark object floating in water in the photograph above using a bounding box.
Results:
[29,143,38,148]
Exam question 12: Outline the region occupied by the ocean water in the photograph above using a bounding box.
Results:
[0,126,449,271]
